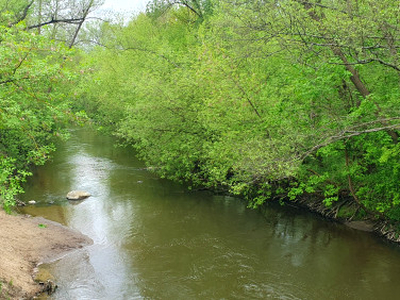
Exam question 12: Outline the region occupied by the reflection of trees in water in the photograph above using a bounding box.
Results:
[19,205,68,225]
[21,128,400,299]
[261,202,400,298]
[263,204,348,246]
[22,159,73,203]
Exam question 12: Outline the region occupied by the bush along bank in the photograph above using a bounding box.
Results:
[0,31,66,211]
[0,8,85,212]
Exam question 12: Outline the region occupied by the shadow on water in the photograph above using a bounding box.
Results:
[20,127,400,300]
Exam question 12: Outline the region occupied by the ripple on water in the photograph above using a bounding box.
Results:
[20,128,400,300]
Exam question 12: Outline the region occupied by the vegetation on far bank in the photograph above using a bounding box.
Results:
[2,0,400,226]
[78,0,400,223]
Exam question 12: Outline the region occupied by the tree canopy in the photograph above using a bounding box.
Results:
[77,0,400,221]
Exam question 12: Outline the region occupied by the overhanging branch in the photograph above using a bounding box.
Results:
[301,123,400,160]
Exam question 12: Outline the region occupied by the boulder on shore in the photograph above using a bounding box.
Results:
[66,190,91,200]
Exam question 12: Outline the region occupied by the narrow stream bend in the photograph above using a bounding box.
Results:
[20,128,400,299]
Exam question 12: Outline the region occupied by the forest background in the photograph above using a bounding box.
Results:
[1,0,400,227]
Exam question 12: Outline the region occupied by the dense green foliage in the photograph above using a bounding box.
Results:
[2,0,400,224]
[77,0,400,221]
[0,1,82,211]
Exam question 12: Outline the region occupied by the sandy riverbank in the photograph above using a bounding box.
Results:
[0,210,92,299]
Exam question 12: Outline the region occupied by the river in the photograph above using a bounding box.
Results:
[19,127,400,299]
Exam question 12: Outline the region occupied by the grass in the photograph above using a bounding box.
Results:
[0,280,12,300]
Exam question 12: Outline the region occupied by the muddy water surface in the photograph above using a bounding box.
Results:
[20,128,400,299]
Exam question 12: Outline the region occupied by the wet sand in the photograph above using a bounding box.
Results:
[0,210,92,299]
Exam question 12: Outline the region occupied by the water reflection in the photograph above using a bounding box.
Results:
[20,128,400,300]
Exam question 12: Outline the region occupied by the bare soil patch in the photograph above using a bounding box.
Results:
[0,210,92,299]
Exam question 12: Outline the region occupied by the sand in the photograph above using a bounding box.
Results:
[0,210,92,299]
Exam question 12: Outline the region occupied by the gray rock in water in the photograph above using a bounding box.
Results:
[66,190,91,200]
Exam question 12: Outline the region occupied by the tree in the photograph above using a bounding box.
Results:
[0,4,83,211]
[146,0,215,22]
[77,0,400,220]
[6,0,104,47]
[219,0,400,215]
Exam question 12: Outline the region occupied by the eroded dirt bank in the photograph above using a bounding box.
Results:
[0,210,92,299]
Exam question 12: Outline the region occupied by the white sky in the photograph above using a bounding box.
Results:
[101,0,150,13]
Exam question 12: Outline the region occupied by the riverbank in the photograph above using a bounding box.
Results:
[287,196,400,244]
[0,210,92,299]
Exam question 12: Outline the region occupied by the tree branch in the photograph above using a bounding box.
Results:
[27,17,85,30]
[9,0,34,26]
[176,0,203,18]
[69,0,94,48]
[328,58,400,72]
[301,123,400,160]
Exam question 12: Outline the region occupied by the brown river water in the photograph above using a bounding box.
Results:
[20,128,400,299]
